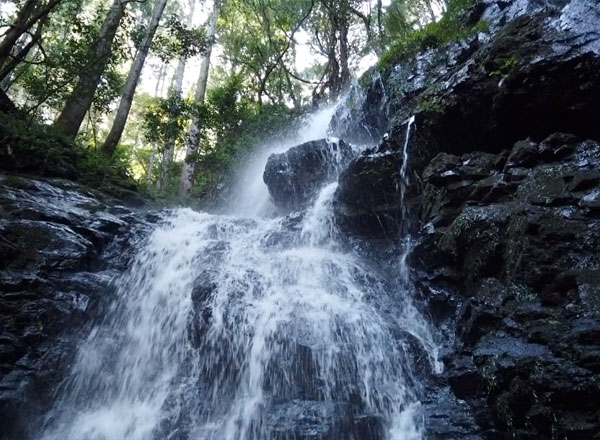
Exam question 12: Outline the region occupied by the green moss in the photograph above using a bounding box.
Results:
[417,92,445,115]
[0,112,138,199]
[358,67,376,89]
[489,56,518,77]
[378,0,489,71]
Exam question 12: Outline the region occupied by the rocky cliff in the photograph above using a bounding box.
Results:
[1,0,598,438]
[329,0,600,438]
[0,175,152,439]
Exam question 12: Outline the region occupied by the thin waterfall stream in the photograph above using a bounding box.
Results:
[37,97,441,440]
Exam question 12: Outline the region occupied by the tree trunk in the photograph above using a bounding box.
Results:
[339,21,350,89]
[147,144,157,184]
[0,14,47,84]
[376,0,384,53]
[179,0,220,197]
[0,0,61,71]
[54,0,127,138]
[102,0,168,156]
[159,0,196,191]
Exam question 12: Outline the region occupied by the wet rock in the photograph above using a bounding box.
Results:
[264,139,352,211]
[339,0,600,437]
[266,401,384,440]
[413,134,600,437]
[0,173,150,440]
[0,219,95,271]
[263,340,321,401]
[188,269,219,347]
[506,139,540,168]
[329,81,384,145]
[423,386,483,440]
[350,0,600,179]
[333,151,402,238]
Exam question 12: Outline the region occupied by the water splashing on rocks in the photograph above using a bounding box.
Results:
[37,96,440,440]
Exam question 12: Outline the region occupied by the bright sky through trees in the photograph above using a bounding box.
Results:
[0,0,450,199]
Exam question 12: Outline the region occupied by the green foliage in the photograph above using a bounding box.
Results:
[219,0,313,107]
[417,91,444,114]
[11,0,129,119]
[383,0,431,41]
[0,112,136,196]
[142,92,197,147]
[489,56,518,77]
[3,0,493,206]
[152,14,207,62]
[185,74,302,201]
[379,0,488,71]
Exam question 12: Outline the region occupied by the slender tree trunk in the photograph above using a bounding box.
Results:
[0,0,61,71]
[54,0,126,137]
[102,0,168,156]
[339,21,350,89]
[180,0,220,197]
[376,0,384,53]
[147,144,157,184]
[159,0,196,191]
[0,1,35,70]
[0,14,47,84]
[328,33,339,94]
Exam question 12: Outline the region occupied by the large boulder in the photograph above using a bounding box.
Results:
[263,138,352,211]
[333,146,403,238]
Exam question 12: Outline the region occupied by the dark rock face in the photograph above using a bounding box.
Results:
[264,139,352,211]
[332,0,600,438]
[415,135,600,438]
[337,0,600,185]
[334,148,403,238]
[329,78,389,146]
[0,174,150,440]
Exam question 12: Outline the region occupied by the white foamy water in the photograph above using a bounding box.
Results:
[37,96,440,440]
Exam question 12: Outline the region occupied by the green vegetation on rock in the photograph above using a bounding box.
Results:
[0,112,136,197]
[379,0,488,71]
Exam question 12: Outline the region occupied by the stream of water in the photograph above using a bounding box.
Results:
[38,96,440,440]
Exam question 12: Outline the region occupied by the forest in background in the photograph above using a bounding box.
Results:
[0,0,469,204]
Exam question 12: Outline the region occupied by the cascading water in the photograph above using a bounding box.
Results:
[398,115,417,282]
[37,98,440,440]
[226,102,343,217]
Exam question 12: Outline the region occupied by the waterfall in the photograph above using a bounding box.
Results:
[398,115,417,284]
[37,99,440,440]
[226,102,343,217]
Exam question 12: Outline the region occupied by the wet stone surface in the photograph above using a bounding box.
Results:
[0,174,151,439]
[331,0,600,437]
